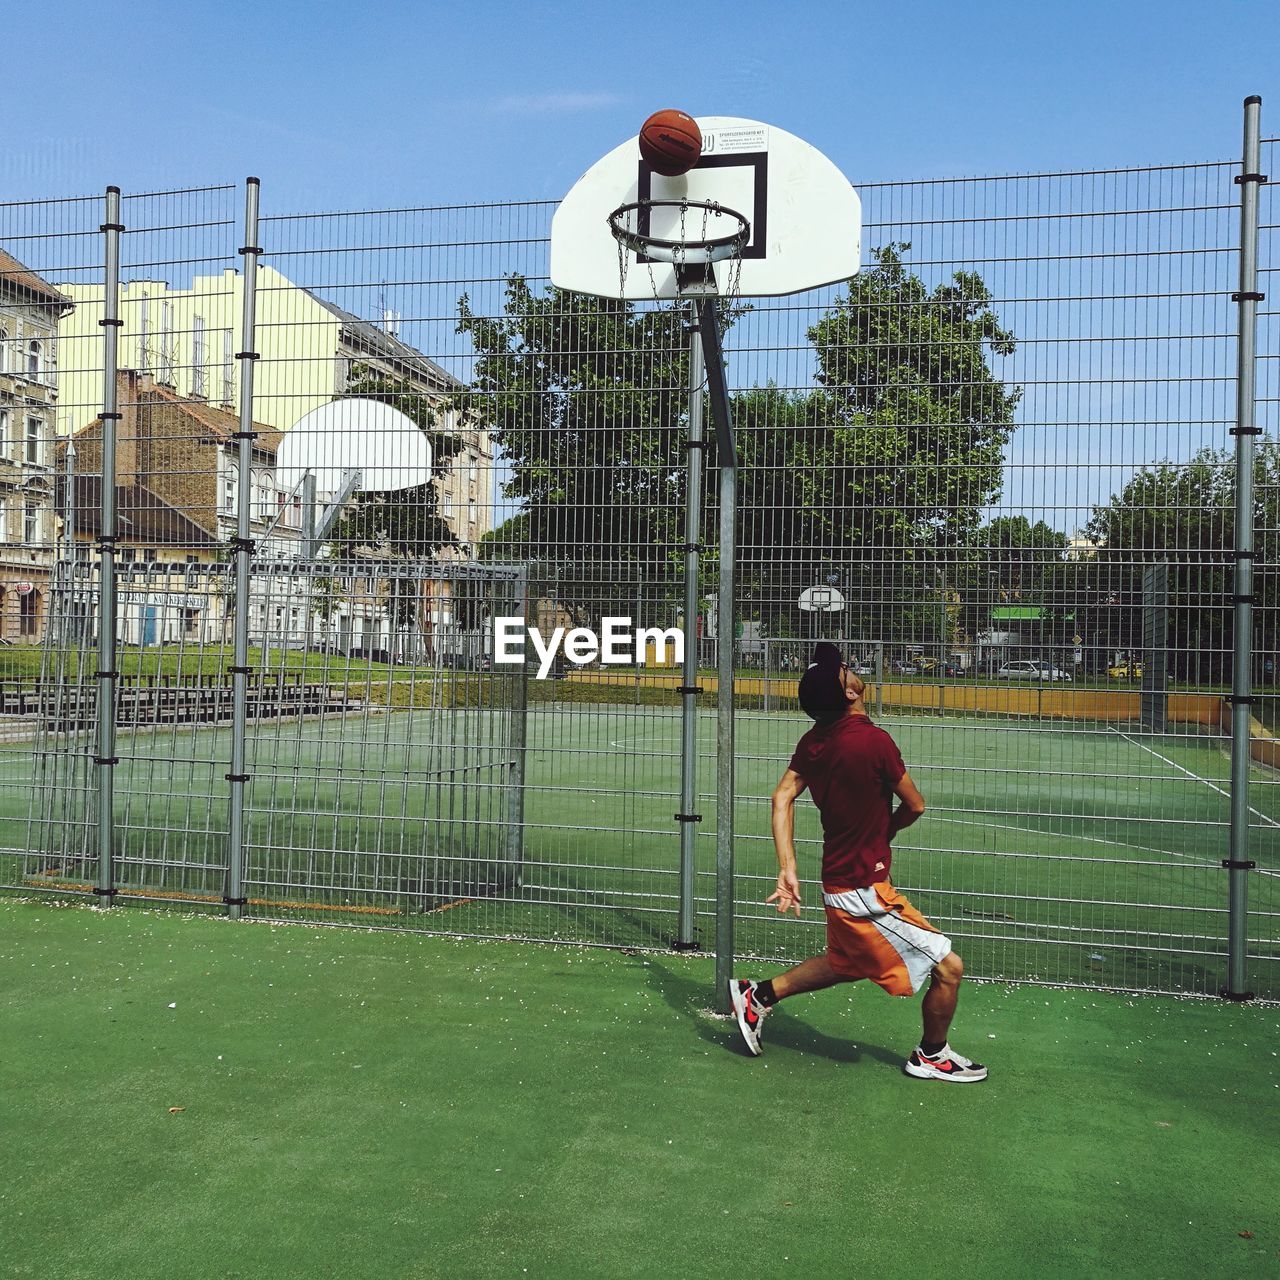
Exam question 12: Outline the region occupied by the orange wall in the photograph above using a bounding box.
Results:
[566,670,1225,726]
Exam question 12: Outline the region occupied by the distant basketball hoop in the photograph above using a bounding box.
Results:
[798,585,846,613]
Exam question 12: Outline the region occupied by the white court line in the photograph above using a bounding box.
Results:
[1111,728,1280,830]
[930,812,1206,863]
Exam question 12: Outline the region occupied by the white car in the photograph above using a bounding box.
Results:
[995,660,1073,682]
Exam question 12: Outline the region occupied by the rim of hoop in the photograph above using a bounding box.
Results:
[607,199,751,264]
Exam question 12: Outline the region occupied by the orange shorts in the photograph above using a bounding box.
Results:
[822,881,951,996]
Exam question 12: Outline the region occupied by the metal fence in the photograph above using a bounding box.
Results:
[0,103,1275,1000]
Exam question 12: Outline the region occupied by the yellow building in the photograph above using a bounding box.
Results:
[57,264,493,555]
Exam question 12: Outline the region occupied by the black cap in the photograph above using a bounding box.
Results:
[798,642,848,723]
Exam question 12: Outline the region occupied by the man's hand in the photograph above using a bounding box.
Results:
[766,868,803,916]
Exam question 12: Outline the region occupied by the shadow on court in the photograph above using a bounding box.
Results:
[641,953,903,1068]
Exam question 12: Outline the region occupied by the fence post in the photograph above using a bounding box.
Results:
[1224,96,1264,1001]
[505,565,529,886]
[674,304,705,951]
[225,178,261,920]
[93,187,123,907]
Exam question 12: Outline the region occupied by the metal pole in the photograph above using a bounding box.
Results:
[1224,96,1264,1001]
[93,188,123,908]
[63,440,77,647]
[675,306,705,950]
[696,298,737,1007]
[506,565,529,886]
[225,178,261,920]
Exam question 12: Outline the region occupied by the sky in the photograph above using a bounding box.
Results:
[4,0,1276,535]
[3,0,1277,208]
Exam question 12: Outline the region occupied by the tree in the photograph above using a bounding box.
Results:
[722,244,1022,642]
[456,276,690,613]
[1083,443,1279,683]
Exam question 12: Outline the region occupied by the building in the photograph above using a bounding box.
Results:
[0,250,73,643]
[59,372,306,646]
[56,265,493,556]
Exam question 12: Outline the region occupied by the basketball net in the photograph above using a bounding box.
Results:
[609,198,749,306]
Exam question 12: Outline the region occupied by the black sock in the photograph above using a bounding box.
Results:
[755,980,779,1007]
[920,1038,947,1056]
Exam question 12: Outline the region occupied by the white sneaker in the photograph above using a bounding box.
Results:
[903,1043,988,1083]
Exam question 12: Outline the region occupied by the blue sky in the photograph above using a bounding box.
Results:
[3,0,1277,207]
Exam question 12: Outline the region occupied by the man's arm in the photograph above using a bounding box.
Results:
[768,768,808,916]
[887,770,926,841]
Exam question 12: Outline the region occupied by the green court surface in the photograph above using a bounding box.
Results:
[3,702,1276,997]
[1,899,1276,1280]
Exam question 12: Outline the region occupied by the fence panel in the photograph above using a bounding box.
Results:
[0,138,1275,998]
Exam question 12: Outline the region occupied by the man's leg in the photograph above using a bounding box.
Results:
[770,953,847,1000]
[905,951,987,1082]
[920,950,963,1046]
[728,953,848,1056]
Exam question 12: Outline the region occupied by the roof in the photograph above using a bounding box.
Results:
[62,372,282,455]
[128,374,283,453]
[55,475,219,546]
[0,248,73,312]
[304,291,460,391]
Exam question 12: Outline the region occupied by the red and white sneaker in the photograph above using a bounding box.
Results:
[903,1043,988,1083]
[728,979,770,1056]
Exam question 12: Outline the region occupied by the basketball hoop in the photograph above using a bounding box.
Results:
[608,198,749,299]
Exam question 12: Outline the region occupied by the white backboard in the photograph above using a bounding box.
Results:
[551,116,861,300]
[276,399,433,494]
[798,586,846,613]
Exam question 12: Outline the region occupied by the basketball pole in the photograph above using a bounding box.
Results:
[693,297,738,1011]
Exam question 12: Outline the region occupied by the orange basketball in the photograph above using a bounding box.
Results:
[638,109,703,177]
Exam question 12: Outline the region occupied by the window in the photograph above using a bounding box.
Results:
[468,456,478,485]
[159,301,174,384]
[221,329,234,405]
[254,471,274,521]
[19,588,38,636]
[26,416,42,465]
[0,409,8,457]
[26,340,41,380]
[0,495,8,536]
[24,501,39,544]
[223,462,238,513]
[138,292,151,373]
[182,608,199,636]
[442,494,454,518]
[192,314,207,397]
[0,328,8,373]
[468,499,477,526]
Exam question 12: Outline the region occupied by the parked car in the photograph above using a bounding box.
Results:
[889,659,920,675]
[996,660,1073,682]
[1108,661,1143,680]
[851,661,875,677]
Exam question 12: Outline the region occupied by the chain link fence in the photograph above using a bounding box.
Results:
[0,118,1275,998]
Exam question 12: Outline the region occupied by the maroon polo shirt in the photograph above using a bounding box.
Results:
[787,713,907,890]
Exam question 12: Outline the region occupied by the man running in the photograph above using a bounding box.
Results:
[729,642,987,1082]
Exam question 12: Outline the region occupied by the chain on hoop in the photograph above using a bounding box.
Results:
[609,198,750,303]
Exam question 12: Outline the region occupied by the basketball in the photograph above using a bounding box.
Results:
[638,110,703,177]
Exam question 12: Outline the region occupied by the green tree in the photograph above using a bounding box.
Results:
[723,245,1021,643]
[456,276,690,612]
[1083,443,1278,683]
